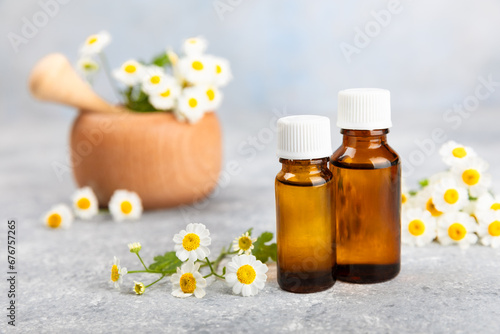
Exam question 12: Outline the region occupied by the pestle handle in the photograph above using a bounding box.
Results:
[29,53,121,113]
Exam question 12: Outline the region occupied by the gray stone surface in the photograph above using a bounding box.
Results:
[1,110,500,333]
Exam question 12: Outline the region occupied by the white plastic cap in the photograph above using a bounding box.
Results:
[337,88,392,130]
[277,115,332,160]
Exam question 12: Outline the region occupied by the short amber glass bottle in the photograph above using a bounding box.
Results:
[275,115,336,293]
[331,88,401,283]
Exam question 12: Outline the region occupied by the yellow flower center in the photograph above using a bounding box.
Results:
[443,189,459,205]
[402,194,407,204]
[87,36,98,45]
[182,233,200,251]
[83,62,97,71]
[111,264,120,282]
[238,236,252,251]
[192,61,204,71]
[488,221,500,237]
[150,75,161,84]
[188,98,198,108]
[462,169,480,186]
[408,219,426,236]
[206,89,215,101]
[236,265,256,285]
[124,64,136,74]
[47,213,62,228]
[120,201,132,214]
[160,89,171,98]
[134,282,145,295]
[426,198,443,217]
[77,197,91,210]
[188,39,197,44]
[490,203,500,210]
[216,65,222,74]
[448,223,467,241]
[180,273,196,293]
[452,147,467,158]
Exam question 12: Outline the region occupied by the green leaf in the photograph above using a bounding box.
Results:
[252,231,277,263]
[222,266,226,275]
[151,52,171,67]
[418,179,429,188]
[148,251,182,273]
[408,190,418,196]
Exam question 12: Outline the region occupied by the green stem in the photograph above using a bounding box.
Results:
[145,274,166,288]
[204,257,225,279]
[136,253,148,271]
[127,269,175,274]
[98,52,121,102]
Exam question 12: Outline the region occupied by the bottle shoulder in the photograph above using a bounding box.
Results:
[330,143,400,169]
[276,168,332,187]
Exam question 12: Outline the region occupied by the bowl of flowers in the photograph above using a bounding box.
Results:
[30,32,232,209]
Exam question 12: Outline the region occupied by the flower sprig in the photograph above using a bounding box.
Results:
[403,140,499,249]
[111,225,275,297]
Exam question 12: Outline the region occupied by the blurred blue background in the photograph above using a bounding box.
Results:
[1,0,500,192]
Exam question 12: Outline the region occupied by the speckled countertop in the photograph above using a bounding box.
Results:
[1,110,499,333]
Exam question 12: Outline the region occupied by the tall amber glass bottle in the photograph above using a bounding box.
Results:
[331,88,401,283]
[275,115,336,293]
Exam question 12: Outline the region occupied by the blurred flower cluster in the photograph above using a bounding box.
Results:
[42,187,143,228]
[77,32,232,123]
[402,141,499,249]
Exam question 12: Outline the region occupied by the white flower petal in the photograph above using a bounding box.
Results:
[232,282,243,295]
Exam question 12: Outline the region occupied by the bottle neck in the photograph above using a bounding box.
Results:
[341,129,389,147]
[279,157,329,173]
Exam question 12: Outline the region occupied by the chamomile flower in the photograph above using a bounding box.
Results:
[108,190,143,222]
[199,84,223,111]
[175,86,209,123]
[415,186,444,218]
[474,193,500,221]
[71,186,99,220]
[182,36,208,57]
[401,179,414,209]
[233,232,257,255]
[110,256,127,289]
[128,242,142,253]
[225,255,268,297]
[402,208,437,247]
[431,177,469,213]
[428,171,454,186]
[113,59,144,86]
[170,260,207,298]
[452,157,492,197]
[173,223,211,262]
[477,211,500,248]
[133,281,145,295]
[166,49,179,66]
[141,66,169,95]
[42,204,74,229]
[209,56,232,87]
[178,55,214,85]
[437,212,478,249]
[76,57,99,76]
[79,31,111,55]
[148,76,181,111]
[439,141,476,166]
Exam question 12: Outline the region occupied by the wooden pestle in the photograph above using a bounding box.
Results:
[29,53,121,113]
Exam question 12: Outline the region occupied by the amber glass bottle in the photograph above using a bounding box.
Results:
[275,116,336,293]
[331,89,401,283]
